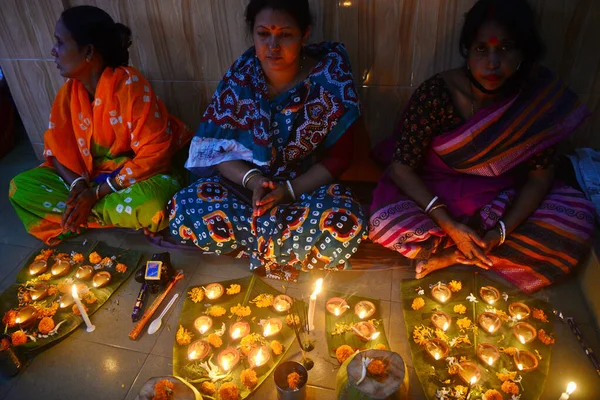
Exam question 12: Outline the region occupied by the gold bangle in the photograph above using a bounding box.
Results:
[427,203,447,215]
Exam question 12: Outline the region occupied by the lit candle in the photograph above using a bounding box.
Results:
[559,382,577,400]
[424,339,449,361]
[187,340,210,361]
[72,284,95,332]
[476,343,499,367]
[307,278,323,331]
[508,302,531,320]
[443,322,449,331]
[30,284,48,301]
[479,286,500,305]
[431,312,451,331]
[513,322,537,344]
[248,345,271,369]
[478,312,502,334]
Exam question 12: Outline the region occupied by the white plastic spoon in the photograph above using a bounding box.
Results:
[147,293,179,335]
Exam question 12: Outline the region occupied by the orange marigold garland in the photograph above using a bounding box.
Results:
[532,308,549,322]
[38,273,52,281]
[38,317,55,334]
[496,370,517,382]
[11,330,27,346]
[2,309,17,328]
[270,340,283,356]
[240,368,258,388]
[34,249,54,261]
[71,253,84,264]
[207,333,223,348]
[152,379,174,400]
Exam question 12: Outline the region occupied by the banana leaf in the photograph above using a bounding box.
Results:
[401,271,554,400]
[325,291,390,357]
[173,275,301,399]
[0,240,141,353]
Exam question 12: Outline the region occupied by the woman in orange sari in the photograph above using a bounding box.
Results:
[9,6,192,245]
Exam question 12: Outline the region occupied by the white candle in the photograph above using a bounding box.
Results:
[559,382,576,400]
[308,278,323,331]
[72,285,95,333]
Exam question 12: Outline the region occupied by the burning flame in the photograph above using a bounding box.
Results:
[370,332,380,341]
[488,326,494,333]
[517,363,523,371]
[263,322,272,337]
[200,324,208,334]
[334,307,340,316]
[232,327,241,339]
[254,348,265,366]
[470,376,477,385]
[359,310,366,319]
[566,382,576,395]
[311,278,323,298]
[189,350,196,360]
[434,351,441,360]
[488,357,493,366]
[440,295,446,303]
[516,314,522,320]
[15,317,20,324]
[519,335,526,344]
[442,322,449,331]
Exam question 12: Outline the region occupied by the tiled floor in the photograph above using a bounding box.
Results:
[1,139,600,400]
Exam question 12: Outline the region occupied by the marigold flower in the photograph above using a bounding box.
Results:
[336,345,354,364]
[375,343,387,350]
[240,368,258,388]
[71,253,84,264]
[200,381,216,395]
[2,310,17,328]
[176,325,193,345]
[187,287,204,303]
[448,280,462,292]
[484,389,503,400]
[496,370,517,382]
[230,304,251,317]
[153,379,174,400]
[218,382,239,400]
[38,317,55,334]
[226,284,241,295]
[501,381,519,395]
[207,306,226,317]
[47,285,58,296]
[411,297,425,310]
[115,263,127,273]
[532,308,549,322]
[538,329,556,345]
[456,317,472,330]
[11,330,27,346]
[89,252,102,265]
[38,273,52,281]
[240,333,263,355]
[287,372,301,390]
[270,340,283,356]
[453,304,467,314]
[34,301,59,318]
[83,291,97,305]
[207,333,222,348]
[448,363,460,375]
[454,385,468,396]
[251,293,273,308]
[72,304,88,316]
[367,359,387,376]
[286,314,300,326]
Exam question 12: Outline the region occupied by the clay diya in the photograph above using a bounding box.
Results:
[28,260,48,276]
[354,300,376,320]
[59,293,74,309]
[425,338,449,361]
[30,284,48,301]
[478,312,502,334]
[187,340,210,361]
[272,294,293,313]
[229,321,251,341]
[477,343,500,367]
[204,283,224,301]
[218,347,240,371]
[326,297,349,316]
[514,349,539,372]
[430,312,451,331]
[92,271,111,288]
[76,265,94,280]
[16,306,37,328]
[50,259,71,277]
[508,302,531,321]
[262,318,283,338]
[458,361,482,385]
[479,286,501,305]
[248,345,271,369]
[513,322,537,344]
[431,283,452,304]
[194,316,213,335]
[352,321,380,342]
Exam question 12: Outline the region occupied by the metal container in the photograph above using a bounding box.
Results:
[274,360,308,400]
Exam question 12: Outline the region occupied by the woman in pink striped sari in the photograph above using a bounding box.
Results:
[369,0,594,293]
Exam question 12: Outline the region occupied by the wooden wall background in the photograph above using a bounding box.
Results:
[0,0,598,160]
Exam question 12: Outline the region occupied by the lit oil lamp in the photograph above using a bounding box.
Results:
[204,283,224,301]
[479,286,501,305]
[217,347,240,372]
[477,343,500,367]
[431,283,452,304]
[187,339,210,361]
[59,293,74,309]
[458,361,482,385]
[272,295,293,313]
[76,265,94,280]
[30,284,49,301]
[513,349,538,372]
[430,312,451,331]
[424,338,449,361]
[50,259,70,277]
[478,312,502,334]
[354,300,376,320]
[229,321,250,341]
[326,297,349,316]
[351,321,380,342]
[248,345,271,370]
[16,306,37,329]
[262,318,283,338]
[513,322,537,344]
[193,316,213,334]
[508,302,531,320]
[28,260,48,276]
[92,271,111,288]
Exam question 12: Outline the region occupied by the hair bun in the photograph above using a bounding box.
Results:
[114,22,132,50]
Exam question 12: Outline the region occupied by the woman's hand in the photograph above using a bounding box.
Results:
[446,222,493,267]
[61,188,97,234]
[482,228,502,253]
[247,176,276,216]
[66,180,87,205]
[253,183,293,216]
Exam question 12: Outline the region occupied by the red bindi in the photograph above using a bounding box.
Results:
[488,36,499,46]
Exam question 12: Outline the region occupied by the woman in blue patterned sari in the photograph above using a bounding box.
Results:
[169,0,367,280]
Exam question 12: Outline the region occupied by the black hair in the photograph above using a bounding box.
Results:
[245,0,312,34]
[61,5,132,68]
[460,0,545,74]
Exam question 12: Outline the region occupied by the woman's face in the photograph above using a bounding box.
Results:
[467,20,524,91]
[252,8,308,73]
[51,18,89,78]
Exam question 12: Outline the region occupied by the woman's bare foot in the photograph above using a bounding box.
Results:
[415,248,460,279]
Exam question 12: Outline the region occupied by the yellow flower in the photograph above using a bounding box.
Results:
[71,253,84,264]
[38,273,52,281]
[230,304,251,317]
[251,293,274,308]
[226,284,241,295]
[411,297,425,310]
[240,333,264,355]
[448,363,460,375]
[176,325,193,345]
[453,335,471,347]
[188,287,205,303]
[496,370,517,382]
[286,314,300,326]
[435,329,448,342]
[207,333,222,348]
[374,343,387,350]
[218,382,239,400]
[453,304,467,314]
[207,305,226,317]
[412,325,434,346]
[270,340,283,356]
[500,347,518,357]
[454,385,468,396]
[532,308,549,322]
[448,280,462,292]
[456,317,472,330]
